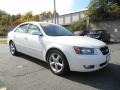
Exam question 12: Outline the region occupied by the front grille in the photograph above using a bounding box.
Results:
[100,46,109,55]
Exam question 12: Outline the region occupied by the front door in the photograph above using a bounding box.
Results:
[25,24,45,60]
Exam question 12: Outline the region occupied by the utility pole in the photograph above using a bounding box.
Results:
[54,0,56,24]
[86,16,89,32]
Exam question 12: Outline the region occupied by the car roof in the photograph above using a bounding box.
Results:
[21,21,56,25]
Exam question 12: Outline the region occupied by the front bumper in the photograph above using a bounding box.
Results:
[66,48,110,72]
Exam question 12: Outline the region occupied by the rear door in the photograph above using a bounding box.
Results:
[13,24,29,53]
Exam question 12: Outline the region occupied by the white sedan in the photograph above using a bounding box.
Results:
[8,22,110,75]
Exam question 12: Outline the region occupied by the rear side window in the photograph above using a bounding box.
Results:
[15,24,28,33]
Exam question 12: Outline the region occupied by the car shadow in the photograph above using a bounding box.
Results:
[63,63,120,90]
[17,53,49,69]
[17,53,120,90]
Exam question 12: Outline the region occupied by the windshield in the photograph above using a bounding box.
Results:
[40,23,73,36]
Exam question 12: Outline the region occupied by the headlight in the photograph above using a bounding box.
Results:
[73,46,97,55]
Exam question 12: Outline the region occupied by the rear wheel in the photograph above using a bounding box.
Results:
[9,41,18,56]
[47,49,69,75]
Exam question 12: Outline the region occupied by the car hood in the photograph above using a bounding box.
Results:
[45,36,106,48]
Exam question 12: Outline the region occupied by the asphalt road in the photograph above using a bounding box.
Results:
[0,43,120,90]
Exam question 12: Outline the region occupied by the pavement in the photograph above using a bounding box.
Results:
[0,43,120,90]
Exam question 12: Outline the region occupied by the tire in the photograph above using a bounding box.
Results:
[47,49,69,75]
[9,41,18,56]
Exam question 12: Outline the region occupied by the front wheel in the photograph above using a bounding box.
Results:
[9,41,18,56]
[47,50,69,75]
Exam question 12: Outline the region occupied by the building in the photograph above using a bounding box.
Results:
[40,10,86,25]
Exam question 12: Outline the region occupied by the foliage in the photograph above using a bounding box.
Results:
[40,11,53,20]
[0,25,7,35]
[0,10,55,35]
[20,11,33,22]
[108,3,120,19]
[87,0,120,22]
[69,19,86,32]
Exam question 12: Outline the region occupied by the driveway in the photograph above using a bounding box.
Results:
[0,43,120,90]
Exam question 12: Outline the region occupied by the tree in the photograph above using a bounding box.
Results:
[87,0,120,22]
[33,15,40,21]
[0,10,55,35]
[20,11,33,22]
[109,0,120,5]
[40,11,54,20]
[70,19,86,32]
[0,10,7,17]
[108,3,120,19]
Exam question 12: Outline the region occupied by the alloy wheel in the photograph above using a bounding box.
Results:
[49,53,64,73]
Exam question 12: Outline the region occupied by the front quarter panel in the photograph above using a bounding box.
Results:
[44,42,71,62]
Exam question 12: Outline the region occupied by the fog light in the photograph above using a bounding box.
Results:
[83,65,94,69]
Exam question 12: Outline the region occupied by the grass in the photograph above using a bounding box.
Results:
[0,39,7,44]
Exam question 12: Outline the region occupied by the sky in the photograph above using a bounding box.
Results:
[0,0,90,15]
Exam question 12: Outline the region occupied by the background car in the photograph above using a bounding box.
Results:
[74,30,87,36]
[8,22,110,75]
[86,30,110,42]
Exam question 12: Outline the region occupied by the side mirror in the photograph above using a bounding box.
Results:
[31,31,43,36]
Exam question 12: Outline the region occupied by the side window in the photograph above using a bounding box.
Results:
[28,24,40,34]
[15,24,28,33]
